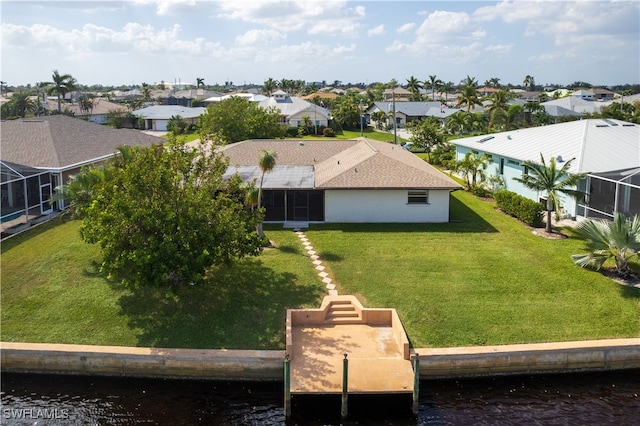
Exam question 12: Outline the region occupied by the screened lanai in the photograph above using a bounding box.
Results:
[577,167,640,219]
[1,160,55,227]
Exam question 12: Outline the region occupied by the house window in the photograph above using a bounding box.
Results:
[408,190,429,204]
[524,165,529,175]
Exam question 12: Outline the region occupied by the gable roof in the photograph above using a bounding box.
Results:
[220,139,461,190]
[45,98,123,116]
[258,95,330,119]
[450,119,640,174]
[0,115,163,170]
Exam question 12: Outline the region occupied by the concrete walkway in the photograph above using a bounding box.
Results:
[294,229,338,296]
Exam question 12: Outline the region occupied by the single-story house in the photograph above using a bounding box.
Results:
[219,138,461,223]
[1,115,163,232]
[366,102,460,128]
[204,93,267,104]
[450,119,640,220]
[44,98,123,124]
[541,96,604,115]
[132,105,207,131]
[258,91,330,128]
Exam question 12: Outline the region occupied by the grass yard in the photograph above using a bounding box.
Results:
[1,191,638,349]
[299,128,409,143]
[0,221,325,349]
[306,190,640,348]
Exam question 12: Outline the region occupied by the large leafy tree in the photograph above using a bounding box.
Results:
[572,213,640,278]
[80,141,264,288]
[199,96,286,144]
[331,96,360,130]
[514,154,586,233]
[47,70,77,112]
[407,117,445,152]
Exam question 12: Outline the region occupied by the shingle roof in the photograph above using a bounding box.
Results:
[450,119,640,174]
[1,115,163,169]
[220,139,461,190]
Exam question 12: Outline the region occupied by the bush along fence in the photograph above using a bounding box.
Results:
[494,189,544,228]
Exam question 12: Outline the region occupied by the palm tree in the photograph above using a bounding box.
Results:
[140,83,152,103]
[405,76,422,101]
[257,149,277,239]
[196,77,205,89]
[425,75,443,101]
[523,75,535,92]
[263,78,277,96]
[571,213,640,278]
[47,70,77,112]
[514,154,586,233]
[451,152,493,189]
[456,84,482,112]
[7,90,37,117]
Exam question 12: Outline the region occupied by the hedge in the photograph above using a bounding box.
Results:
[494,189,544,228]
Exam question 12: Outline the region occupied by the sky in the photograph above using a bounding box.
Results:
[1,0,639,89]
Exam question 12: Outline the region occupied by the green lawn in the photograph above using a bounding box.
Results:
[298,128,409,143]
[1,191,638,349]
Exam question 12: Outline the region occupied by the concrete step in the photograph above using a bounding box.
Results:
[327,311,359,319]
[324,316,365,324]
[330,305,357,312]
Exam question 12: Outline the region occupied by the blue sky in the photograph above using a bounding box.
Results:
[1,0,638,88]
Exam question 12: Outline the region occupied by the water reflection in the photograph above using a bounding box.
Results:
[1,370,639,425]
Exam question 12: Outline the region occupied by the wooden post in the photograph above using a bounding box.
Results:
[284,354,291,418]
[412,353,420,416]
[341,353,348,419]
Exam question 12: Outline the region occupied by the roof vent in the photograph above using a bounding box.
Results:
[595,124,608,127]
[478,136,494,143]
[623,124,635,127]
[556,155,564,163]
[507,135,512,140]
[298,141,304,146]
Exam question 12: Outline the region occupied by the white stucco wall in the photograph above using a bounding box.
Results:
[324,189,452,223]
[287,111,329,128]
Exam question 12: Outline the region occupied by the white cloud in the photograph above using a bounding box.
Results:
[215,0,366,35]
[397,23,415,33]
[367,24,385,36]
[484,44,512,55]
[235,29,285,46]
[131,0,199,16]
[333,43,356,54]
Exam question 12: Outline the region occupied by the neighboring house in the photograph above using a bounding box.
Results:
[383,87,412,101]
[591,88,617,101]
[366,101,460,128]
[204,93,267,104]
[450,119,640,220]
[219,138,461,223]
[258,91,330,128]
[570,89,595,100]
[132,105,207,131]
[541,104,583,122]
[1,115,162,231]
[44,98,123,124]
[541,96,604,114]
[168,89,222,107]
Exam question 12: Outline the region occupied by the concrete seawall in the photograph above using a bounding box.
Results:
[2,338,639,381]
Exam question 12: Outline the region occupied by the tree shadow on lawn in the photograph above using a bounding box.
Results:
[309,195,497,234]
[116,258,324,350]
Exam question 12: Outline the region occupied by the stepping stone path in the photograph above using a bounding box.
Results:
[295,229,338,296]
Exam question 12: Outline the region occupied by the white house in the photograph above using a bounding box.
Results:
[258,91,330,128]
[218,138,461,223]
[132,105,207,131]
[450,119,640,220]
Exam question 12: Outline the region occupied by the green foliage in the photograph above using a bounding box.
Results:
[106,108,134,128]
[331,96,360,130]
[80,141,264,289]
[428,142,456,167]
[407,117,445,152]
[323,127,336,137]
[167,115,188,135]
[198,97,286,144]
[494,189,544,227]
[572,213,640,277]
[451,151,493,188]
[514,154,586,232]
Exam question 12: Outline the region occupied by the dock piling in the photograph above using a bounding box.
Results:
[341,353,348,419]
[412,353,420,415]
[284,354,291,418]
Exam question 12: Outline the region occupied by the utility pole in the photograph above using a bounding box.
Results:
[392,89,397,145]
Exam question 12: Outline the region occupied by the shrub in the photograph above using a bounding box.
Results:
[494,189,544,228]
[285,127,299,137]
[323,127,336,137]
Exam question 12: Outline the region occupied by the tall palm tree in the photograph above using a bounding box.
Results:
[571,213,640,278]
[47,70,77,112]
[196,77,205,89]
[440,81,454,102]
[455,84,482,112]
[405,76,422,101]
[257,149,277,239]
[514,154,586,233]
[425,75,443,101]
[263,78,277,96]
[523,75,535,92]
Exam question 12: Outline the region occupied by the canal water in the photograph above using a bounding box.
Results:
[1,370,639,425]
